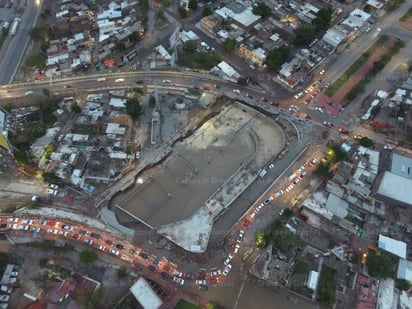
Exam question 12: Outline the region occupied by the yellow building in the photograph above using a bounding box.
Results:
[237,44,266,66]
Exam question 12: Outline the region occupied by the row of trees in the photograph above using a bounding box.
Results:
[294,8,333,46]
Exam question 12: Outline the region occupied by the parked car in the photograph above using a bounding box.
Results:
[98,245,105,251]
[210,270,221,277]
[10,271,18,277]
[232,89,240,94]
[84,239,93,245]
[185,273,194,280]
[223,264,232,276]
[139,252,148,259]
[62,225,73,230]
[7,218,18,223]
[196,280,207,285]
[147,265,156,272]
[115,244,124,250]
[224,255,233,266]
[173,277,184,286]
[237,230,245,242]
[161,272,170,279]
[233,244,240,254]
[0,295,9,302]
[109,249,119,256]
[162,265,170,272]
[21,220,33,224]
[199,285,208,291]
[0,285,11,294]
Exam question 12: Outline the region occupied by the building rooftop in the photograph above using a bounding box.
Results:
[322,28,347,47]
[397,259,412,281]
[376,279,397,309]
[130,278,162,309]
[377,171,412,206]
[391,152,412,180]
[378,234,407,259]
[342,8,371,29]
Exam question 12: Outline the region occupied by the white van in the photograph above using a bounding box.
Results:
[294,92,304,99]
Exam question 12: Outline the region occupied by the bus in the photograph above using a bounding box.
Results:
[125,49,137,62]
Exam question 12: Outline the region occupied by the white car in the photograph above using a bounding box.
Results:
[31,227,41,233]
[21,220,33,224]
[285,184,294,192]
[232,89,240,94]
[319,69,325,75]
[233,244,240,254]
[223,264,232,276]
[62,225,74,230]
[46,188,57,195]
[224,255,232,266]
[98,245,106,251]
[162,79,171,83]
[97,77,106,81]
[250,211,257,218]
[297,166,305,174]
[257,203,264,211]
[196,279,206,285]
[278,209,284,216]
[59,231,68,237]
[47,229,58,234]
[0,285,11,294]
[7,218,18,223]
[294,92,303,99]
[237,230,245,242]
[49,184,59,189]
[173,277,185,286]
[315,106,324,113]
[210,270,221,277]
[275,190,284,197]
[115,78,125,83]
[25,91,34,96]
[268,164,274,169]
[18,226,29,231]
[110,249,120,256]
[11,271,18,277]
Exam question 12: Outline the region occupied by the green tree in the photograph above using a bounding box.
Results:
[366,251,394,279]
[42,172,57,184]
[79,249,98,264]
[223,38,236,52]
[256,231,267,248]
[328,143,348,163]
[178,6,187,18]
[117,266,128,278]
[202,6,213,17]
[237,76,249,85]
[71,104,81,113]
[129,31,141,42]
[359,137,374,148]
[124,98,142,120]
[24,122,46,140]
[397,279,412,291]
[90,285,105,307]
[272,226,296,252]
[313,162,331,177]
[149,95,156,107]
[317,280,336,307]
[162,0,171,6]
[13,150,29,165]
[266,46,290,70]
[294,24,317,46]
[312,7,333,31]
[117,42,126,51]
[0,253,8,274]
[252,2,271,18]
[282,208,294,221]
[188,0,198,10]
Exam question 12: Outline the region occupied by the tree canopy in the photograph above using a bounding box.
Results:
[252,2,271,18]
[294,7,333,46]
[366,251,394,279]
[312,7,333,31]
[124,98,142,120]
[223,38,236,52]
[188,0,198,10]
[359,137,374,148]
[265,46,290,70]
[79,249,98,264]
[272,226,296,252]
[202,6,213,17]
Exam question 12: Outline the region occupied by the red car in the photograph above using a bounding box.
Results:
[208,277,218,285]
[105,240,114,246]
[72,233,79,239]
[203,86,210,91]
[162,265,171,272]
[47,221,56,226]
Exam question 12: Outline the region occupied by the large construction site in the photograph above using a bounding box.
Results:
[110,94,285,252]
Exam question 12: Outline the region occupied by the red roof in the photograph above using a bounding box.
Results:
[58,280,71,295]
[24,300,47,309]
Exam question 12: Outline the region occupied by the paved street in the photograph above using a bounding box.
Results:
[0,0,43,85]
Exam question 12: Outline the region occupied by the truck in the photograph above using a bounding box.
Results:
[258,169,267,178]
[9,18,20,36]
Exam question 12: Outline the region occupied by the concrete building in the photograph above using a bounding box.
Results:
[130,278,163,309]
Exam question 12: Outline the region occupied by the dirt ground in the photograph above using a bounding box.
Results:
[330,37,396,103]
[398,18,412,31]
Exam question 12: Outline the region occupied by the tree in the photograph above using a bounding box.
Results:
[42,172,57,184]
[178,6,187,18]
[312,7,333,32]
[188,0,198,10]
[162,0,171,7]
[256,231,267,248]
[117,42,126,51]
[366,251,394,279]
[71,104,81,113]
[117,266,128,278]
[79,249,98,264]
[313,162,331,177]
[90,285,105,307]
[129,31,141,42]
[202,6,213,17]
[397,279,412,291]
[124,98,142,120]
[282,208,294,221]
[359,137,374,148]
[265,46,290,70]
[252,2,271,18]
[294,24,317,46]
[272,226,296,252]
[237,76,249,85]
[149,95,156,107]
[317,280,336,307]
[223,38,236,52]
[13,150,29,165]
[328,143,348,163]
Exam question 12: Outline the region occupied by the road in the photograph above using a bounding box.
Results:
[0,0,43,85]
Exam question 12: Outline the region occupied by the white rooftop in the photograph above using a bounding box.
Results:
[376,279,397,309]
[322,28,346,47]
[215,7,260,27]
[130,278,162,309]
[377,171,412,206]
[342,8,371,29]
[306,270,319,290]
[378,234,407,259]
[217,61,238,78]
[367,0,385,9]
[397,259,412,281]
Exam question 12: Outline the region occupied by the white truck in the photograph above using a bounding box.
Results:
[258,169,268,178]
[9,18,20,37]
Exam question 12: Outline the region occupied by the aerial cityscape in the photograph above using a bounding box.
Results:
[0,0,411,308]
